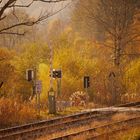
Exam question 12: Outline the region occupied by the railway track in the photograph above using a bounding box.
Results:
[87,116,140,140]
[51,116,140,140]
[0,101,139,140]
[0,111,115,140]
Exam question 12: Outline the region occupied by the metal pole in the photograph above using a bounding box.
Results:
[57,78,61,97]
[49,41,53,89]
[86,79,88,95]
[48,41,56,114]
[38,92,40,116]
[34,67,38,114]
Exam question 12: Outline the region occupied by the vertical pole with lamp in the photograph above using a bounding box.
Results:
[48,41,56,114]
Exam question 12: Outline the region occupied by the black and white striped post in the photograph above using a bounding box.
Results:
[48,41,56,114]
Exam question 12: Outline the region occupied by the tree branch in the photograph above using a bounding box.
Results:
[0,31,26,35]
[5,0,69,8]
[0,0,16,18]
[34,0,68,3]
[0,0,71,35]
[9,0,34,8]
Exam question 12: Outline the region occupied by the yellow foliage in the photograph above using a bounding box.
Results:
[39,63,50,102]
[52,45,99,99]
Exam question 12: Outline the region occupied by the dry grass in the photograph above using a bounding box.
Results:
[0,98,36,128]
[0,98,84,129]
[111,112,133,121]
[110,127,140,140]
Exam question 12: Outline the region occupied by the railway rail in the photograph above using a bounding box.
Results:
[87,116,140,140]
[51,116,140,140]
[0,101,139,140]
[116,101,140,108]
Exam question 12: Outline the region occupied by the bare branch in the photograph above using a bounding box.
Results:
[0,15,6,20]
[0,0,70,29]
[0,0,71,35]
[12,6,19,20]
[9,0,34,8]
[37,1,71,21]
[0,0,16,18]
[34,0,68,3]
[0,21,37,33]
[123,33,140,46]
[97,42,114,49]
[7,0,69,8]
[0,31,26,35]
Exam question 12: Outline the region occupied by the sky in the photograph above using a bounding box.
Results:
[26,0,73,21]
[1,0,73,25]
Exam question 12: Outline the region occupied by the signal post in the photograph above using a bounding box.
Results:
[84,76,90,94]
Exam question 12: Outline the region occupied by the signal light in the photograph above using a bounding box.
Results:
[26,69,34,81]
[84,76,90,88]
[50,69,62,78]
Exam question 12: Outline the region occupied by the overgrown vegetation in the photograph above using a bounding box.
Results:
[0,0,140,127]
[0,98,36,128]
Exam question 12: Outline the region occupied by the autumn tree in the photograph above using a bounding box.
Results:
[12,42,50,100]
[73,0,140,66]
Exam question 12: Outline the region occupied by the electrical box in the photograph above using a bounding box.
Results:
[48,88,56,114]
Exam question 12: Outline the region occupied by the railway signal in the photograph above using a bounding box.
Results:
[26,68,41,116]
[84,76,90,88]
[50,69,62,78]
[48,41,56,114]
[26,69,34,81]
[55,69,62,78]
[49,69,62,97]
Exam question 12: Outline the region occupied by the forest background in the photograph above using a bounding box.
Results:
[0,0,140,128]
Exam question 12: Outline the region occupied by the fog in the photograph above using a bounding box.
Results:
[25,0,72,21]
